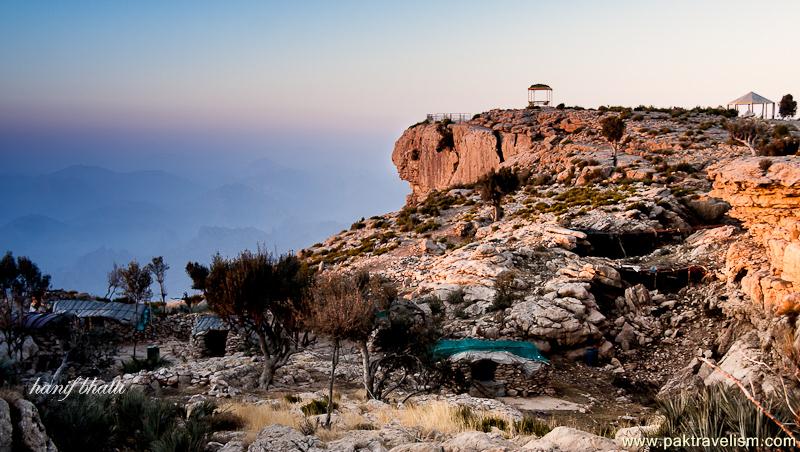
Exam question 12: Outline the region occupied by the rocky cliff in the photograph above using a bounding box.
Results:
[710,157,800,315]
[392,108,742,202]
[296,107,800,435]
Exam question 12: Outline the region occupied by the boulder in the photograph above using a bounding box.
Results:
[389,443,443,452]
[522,426,622,451]
[0,399,11,452]
[441,431,515,452]
[687,196,730,223]
[247,425,325,452]
[13,399,57,452]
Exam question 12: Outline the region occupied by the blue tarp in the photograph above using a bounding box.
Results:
[432,338,549,363]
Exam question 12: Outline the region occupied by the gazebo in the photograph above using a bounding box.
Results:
[528,83,552,107]
[727,92,775,119]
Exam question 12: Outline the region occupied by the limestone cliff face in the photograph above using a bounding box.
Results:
[710,157,800,313]
[392,110,598,203]
[392,108,739,203]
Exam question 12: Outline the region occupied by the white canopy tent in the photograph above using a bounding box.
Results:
[727,92,775,119]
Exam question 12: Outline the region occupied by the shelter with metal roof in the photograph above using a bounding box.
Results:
[727,91,775,119]
[52,299,148,326]
[190,315,229,357]
[528,83,553,107]
[433,338,551,397]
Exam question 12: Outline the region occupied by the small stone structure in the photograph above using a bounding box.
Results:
[190,315,229,357]
[434,339,550,398]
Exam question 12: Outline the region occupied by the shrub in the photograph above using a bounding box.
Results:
[283,394,301,404]
[209,411,246,431]
[514,416,552,436]
[301,398,338,416]
[36,391,212,452]
[492,271,519,311]
[350,218,366,230]
[556,103,565,110]
[759,159,773,173]
[36,393,116,451]
[760,137,800,156]
[658,384,796,446]
[446,288,466,305]
[479,416,508,432]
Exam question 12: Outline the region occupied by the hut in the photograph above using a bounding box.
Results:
[52,299,150,335]
[727,92,775,119]
[190,315,229,357]
[1,313,76,371]
[433,338,550,398]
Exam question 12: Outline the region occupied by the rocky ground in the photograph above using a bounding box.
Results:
[6,107,800,451]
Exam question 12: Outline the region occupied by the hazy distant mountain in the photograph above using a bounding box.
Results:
[0,161,383,295]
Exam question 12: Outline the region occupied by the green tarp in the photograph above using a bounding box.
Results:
[432,338,549,363]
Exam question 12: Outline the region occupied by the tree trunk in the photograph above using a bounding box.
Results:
[256,331,276,389]
[492,203,503,222]
[358,339,374,399]
[325,338,339,428]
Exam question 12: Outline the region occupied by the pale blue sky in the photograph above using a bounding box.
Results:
[2,0,798,138]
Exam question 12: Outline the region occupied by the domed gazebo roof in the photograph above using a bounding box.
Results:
[528,83,552,91]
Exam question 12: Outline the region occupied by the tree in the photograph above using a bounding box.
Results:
[310,271,442,401]
[120,260,153,359]
[146,256,169,304]
[185,262,209,293]
[600,115,626,167]
[0,252,50,361]
[105,263,123,300]
[305,271,377,427]
[779,94,797,119]
[204,250,313,388]
[477,167,520,221]
[726,119,771,156]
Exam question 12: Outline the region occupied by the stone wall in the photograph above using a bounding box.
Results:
[453,361,552,398]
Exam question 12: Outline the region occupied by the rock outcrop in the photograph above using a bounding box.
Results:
[393,108,741,203]
[710,157,800,314]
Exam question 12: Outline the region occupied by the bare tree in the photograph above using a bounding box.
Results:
[306,271,377,426]
[146,256,169,304]
[120,260,152,358]
[105,263,123,300]
[726,118,770,156]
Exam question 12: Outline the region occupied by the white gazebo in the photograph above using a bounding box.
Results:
[727,91,775,119]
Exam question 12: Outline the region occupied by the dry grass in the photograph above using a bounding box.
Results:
[375,401,516,437]
[222,398,374,443]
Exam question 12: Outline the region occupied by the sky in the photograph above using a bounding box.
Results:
[0,0,798,293]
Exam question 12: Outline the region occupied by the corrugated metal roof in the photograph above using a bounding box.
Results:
[729,91,774,105]
[52,299,144,325]
[10,312,76,330]
[192,315,228,336]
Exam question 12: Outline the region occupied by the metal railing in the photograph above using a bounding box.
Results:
[426,113,473,123]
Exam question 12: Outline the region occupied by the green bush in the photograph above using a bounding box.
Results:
[36,391,213,452]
